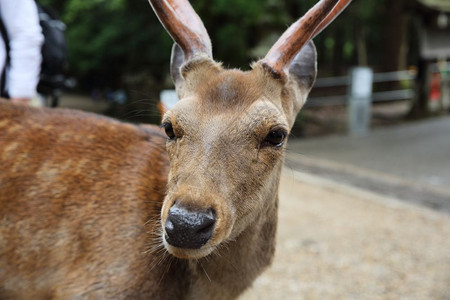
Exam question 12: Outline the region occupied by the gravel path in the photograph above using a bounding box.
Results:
[242,171,450,299]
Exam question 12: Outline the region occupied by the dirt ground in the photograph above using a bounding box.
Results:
[241,170,450,300]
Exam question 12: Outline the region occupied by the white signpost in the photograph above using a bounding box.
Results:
[348,67,373,136]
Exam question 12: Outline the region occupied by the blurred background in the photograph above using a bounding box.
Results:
[39,0,450,131]
[36,0,450,298]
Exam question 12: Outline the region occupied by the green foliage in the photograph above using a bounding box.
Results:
[193,0,290,68]
[39,0,171,90]
[37,0,406,93]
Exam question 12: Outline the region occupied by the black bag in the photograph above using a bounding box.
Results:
[0,3,68,97]
[36,4,68,92]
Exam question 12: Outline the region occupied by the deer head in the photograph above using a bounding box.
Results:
[148,0,351,259]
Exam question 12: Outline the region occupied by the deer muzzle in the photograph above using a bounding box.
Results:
[164,203,216,249]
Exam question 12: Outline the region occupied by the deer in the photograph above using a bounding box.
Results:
[0,0,350,299]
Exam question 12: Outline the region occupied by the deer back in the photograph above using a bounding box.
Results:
[0,101,190,299]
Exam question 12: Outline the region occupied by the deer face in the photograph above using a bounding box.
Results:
[160,43,316,259]
[147,0,350,259]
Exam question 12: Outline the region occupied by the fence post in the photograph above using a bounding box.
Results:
[348,67,373,136]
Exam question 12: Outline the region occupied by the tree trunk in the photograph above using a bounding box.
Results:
[382,0,409,71]
[332,26,345,74]
[408,58,430,118]
[355,26,368,66]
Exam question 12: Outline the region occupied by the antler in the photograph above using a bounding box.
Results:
[261,0,352,79]
[311,0,352,38]
[148,0,212,60]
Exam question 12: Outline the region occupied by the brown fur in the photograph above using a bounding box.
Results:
[0,102,189,299]
[0,50,314,299]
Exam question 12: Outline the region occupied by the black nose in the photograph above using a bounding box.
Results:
[165,203,216,249]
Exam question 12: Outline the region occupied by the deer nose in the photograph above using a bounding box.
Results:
[164,203,216,249]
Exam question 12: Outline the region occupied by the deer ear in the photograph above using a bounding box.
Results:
[170,43,185,93]
[287,41,317,113]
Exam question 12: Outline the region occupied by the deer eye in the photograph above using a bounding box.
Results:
[261,129,287,148]
[161,122,176,140]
